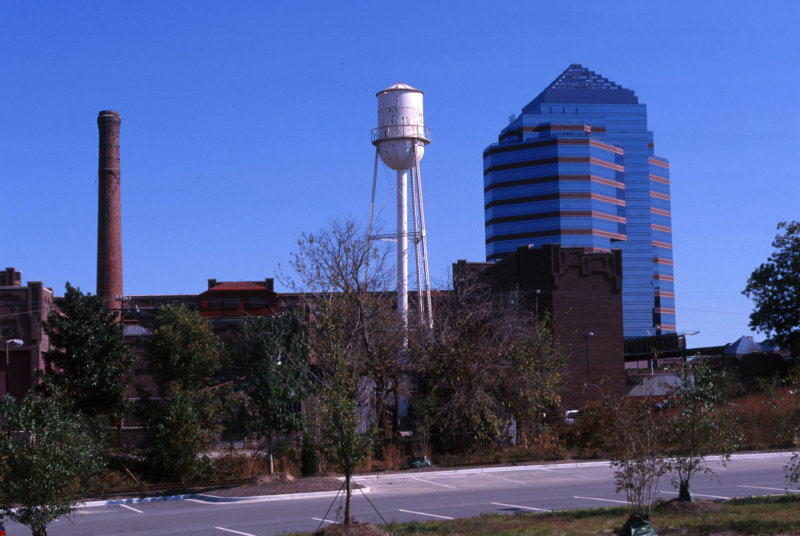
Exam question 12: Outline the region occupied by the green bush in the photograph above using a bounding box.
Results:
[301,431,319,476]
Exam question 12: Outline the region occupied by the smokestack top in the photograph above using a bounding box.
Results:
[98,111,121,127]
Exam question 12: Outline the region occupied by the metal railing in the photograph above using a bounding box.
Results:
[371,125,431,145]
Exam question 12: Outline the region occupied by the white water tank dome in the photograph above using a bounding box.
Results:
[372,83,431,170]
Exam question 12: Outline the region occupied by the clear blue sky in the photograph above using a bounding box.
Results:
[2,1,798,348]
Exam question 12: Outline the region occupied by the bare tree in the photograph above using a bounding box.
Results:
[409,275,566,449]
[662,360,741,502]
[282,218,403,524]
[609,396,666,535]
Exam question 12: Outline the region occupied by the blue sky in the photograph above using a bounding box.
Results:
[2,1,798,348]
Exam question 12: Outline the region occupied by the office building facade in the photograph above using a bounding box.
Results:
[483,64,675,338]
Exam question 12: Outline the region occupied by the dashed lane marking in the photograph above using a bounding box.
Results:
[399,509,454,520]
[573,495,627,504]
[491,501,549,512]
[118,504,144,513]
[484,474,527,485]
[411,477,457,489]
[215,527,256,536]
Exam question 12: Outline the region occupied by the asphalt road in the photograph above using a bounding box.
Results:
[13,451,797,536]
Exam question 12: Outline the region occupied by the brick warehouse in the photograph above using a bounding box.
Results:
[0,267,55,398]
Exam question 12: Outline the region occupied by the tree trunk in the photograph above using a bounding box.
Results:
[678,479,694,502]
[391,377,400,439]
[344,471,352,525]
[268,434,274,474]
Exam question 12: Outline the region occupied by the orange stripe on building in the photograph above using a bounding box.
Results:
[654,274,674,281]
[653,257,673,265]
[655,291,675,298]
[655,307,676,315]
[651,224,672,233]
[561,229,627,241]
[558,138,624,155]
[652,241,672,249]
[651,207,671,216]
[659,324,677,331]
[649,157,669,168]
[651,191,671,201]
[561,192,626,206]
[559,156,624,172]
[649,174,670,184]
[560,174,625,188]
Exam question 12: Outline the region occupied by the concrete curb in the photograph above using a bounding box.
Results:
[352,461,610,480]
[80,451,791,508]
[81,487,371,508]
[352,451,794,481]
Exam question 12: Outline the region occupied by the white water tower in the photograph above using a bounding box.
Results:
[369,83,433,330]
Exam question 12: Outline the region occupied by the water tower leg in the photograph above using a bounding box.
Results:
[397,169,409,330]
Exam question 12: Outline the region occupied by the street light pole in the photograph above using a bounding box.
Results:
[3,338,24,398]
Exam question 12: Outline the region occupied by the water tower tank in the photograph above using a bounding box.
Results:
[372,83,431,170]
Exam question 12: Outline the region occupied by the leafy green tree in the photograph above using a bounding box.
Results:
[0,394,102,536]
[143,305,229,483]
[42,283,135,436]
[145,304,225,393]
[235,314,311,474]
[744,221,800,357]
[662,360,741,502]
[145,388,219,484]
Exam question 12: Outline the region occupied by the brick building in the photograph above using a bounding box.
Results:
[0,267,55,398]
[454,244,625,409]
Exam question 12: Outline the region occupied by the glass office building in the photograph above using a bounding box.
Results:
[483,64,675,338]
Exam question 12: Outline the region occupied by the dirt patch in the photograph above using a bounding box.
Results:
[200,474,352,498]
[313,522,389,536]
[656,498,722,514]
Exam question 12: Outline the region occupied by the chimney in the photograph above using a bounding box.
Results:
[0,268,21,287]
[97,111,123,315]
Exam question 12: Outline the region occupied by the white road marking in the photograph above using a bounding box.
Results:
[312,517,335,524]
[484,473,527,485]
[573,495,627,504]
[118,504,143,514]
[411,477,457,489]
[399,508,454,520]
[659,489,730,500]
[738,485,800,494]
[491,501,549,512]
[691,493,730,500]
[215,527,256,536]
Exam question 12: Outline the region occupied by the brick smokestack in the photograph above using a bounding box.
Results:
[97,110,123,315]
